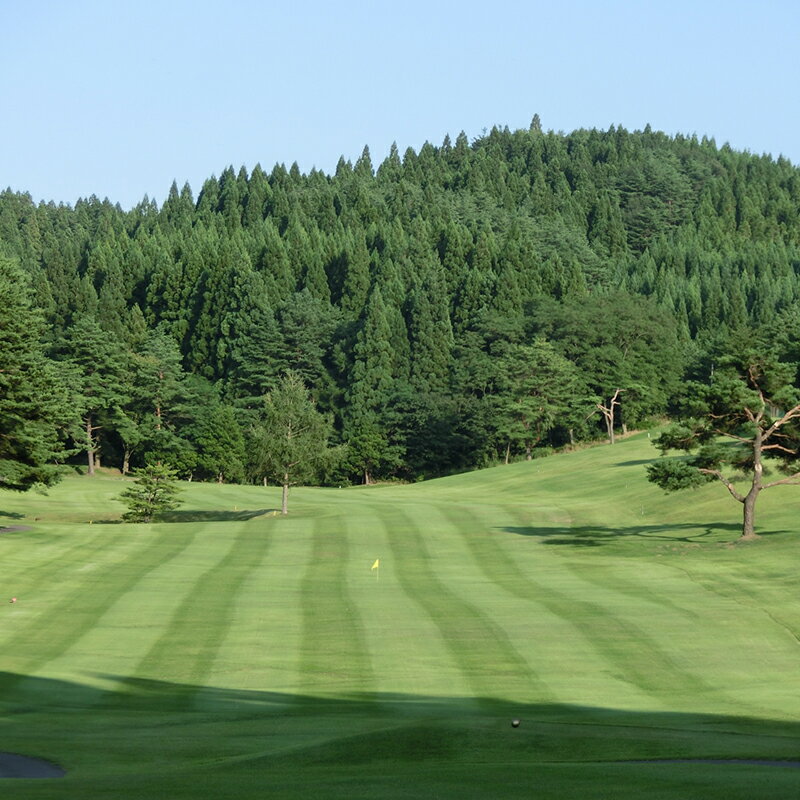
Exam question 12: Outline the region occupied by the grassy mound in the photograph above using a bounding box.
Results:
[1,433,799,798]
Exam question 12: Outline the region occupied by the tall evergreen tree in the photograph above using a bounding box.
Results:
[0,258,78,490]
[63,315,129,474]
[343,287,404,483]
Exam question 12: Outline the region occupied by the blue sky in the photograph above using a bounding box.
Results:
[1,0,797,209]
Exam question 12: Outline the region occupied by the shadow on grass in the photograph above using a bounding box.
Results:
[0,510,25,520]
[93,509,278,525]
[496,522,788,546]
[157,508,277,523]
[1,671,800,795]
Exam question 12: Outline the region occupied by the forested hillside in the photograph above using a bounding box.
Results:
[3,119,800,484]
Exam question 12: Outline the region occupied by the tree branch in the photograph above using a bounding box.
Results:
[698,468,745,502]
[713,429,751,443]
[761,442,797,454]
[762,471,800,490]
[763,404,800,440]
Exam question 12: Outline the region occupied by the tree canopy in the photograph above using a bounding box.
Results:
[2,121,800,485]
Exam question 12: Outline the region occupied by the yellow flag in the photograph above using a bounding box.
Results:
[371,558,380,570]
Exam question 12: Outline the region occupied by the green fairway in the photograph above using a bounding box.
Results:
[1,433,800,798]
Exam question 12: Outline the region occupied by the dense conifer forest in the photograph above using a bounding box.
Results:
[3,119,800,486]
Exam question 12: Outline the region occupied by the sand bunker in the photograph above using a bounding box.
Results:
[0,752,65,778]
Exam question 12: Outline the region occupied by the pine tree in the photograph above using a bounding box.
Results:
[63,315,130,474]
[343,287,404,483]
[182,379,246,483]
[0,258,78,490]
[119,463,183,522]
[407,260,454,393]
[647,343,800,541]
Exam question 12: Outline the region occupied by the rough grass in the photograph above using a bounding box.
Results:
[1,432,799,798]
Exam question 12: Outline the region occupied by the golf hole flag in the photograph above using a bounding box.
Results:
[371,558,380,570]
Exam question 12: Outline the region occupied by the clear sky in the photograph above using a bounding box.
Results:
[1,0,797,209]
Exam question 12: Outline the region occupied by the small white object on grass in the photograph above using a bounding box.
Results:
[511,719,520,728]
[10,597,17,604]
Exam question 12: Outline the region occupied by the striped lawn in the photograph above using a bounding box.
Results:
[1,432,800,798]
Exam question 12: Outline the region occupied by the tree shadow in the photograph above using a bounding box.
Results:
[156,508,277,523]
[614,459,658,467]
[90,508,279,525]
[0,510,25,520]
[2,671,800,795]
[495,522,784,546]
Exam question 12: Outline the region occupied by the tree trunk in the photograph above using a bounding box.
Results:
[739,429,763,540]
[525,442,532,461]
[605,413,615,445]
[598,389,622,445]
[504,442,510,465]
[740,491,759,540]
[568,428,575,447]
[364,469,371,485]
[281,478,289,515]
[122,448,130,476]
[86,416,95,476]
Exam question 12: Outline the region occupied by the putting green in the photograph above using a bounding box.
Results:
[1,433,799,798]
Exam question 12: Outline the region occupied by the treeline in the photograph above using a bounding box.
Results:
[2,118,800,485]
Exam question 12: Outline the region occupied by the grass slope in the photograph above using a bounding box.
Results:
[1,433,799,798]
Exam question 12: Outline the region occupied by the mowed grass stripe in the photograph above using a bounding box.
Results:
[102,520,276,710]
[201,515,315,700]
[28,521,283,710]
[440,502,745,713]
[0,518,177,618]
[0,524,113,594]
[343,508,476,703]
[377,504,549,704]
[413,501,654,707]
[297,515,375,701]
[0,525,117,643]
[501,525,799,717]
[0,524,198,703]
[653,558,800,717]
[0,527,194,693]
